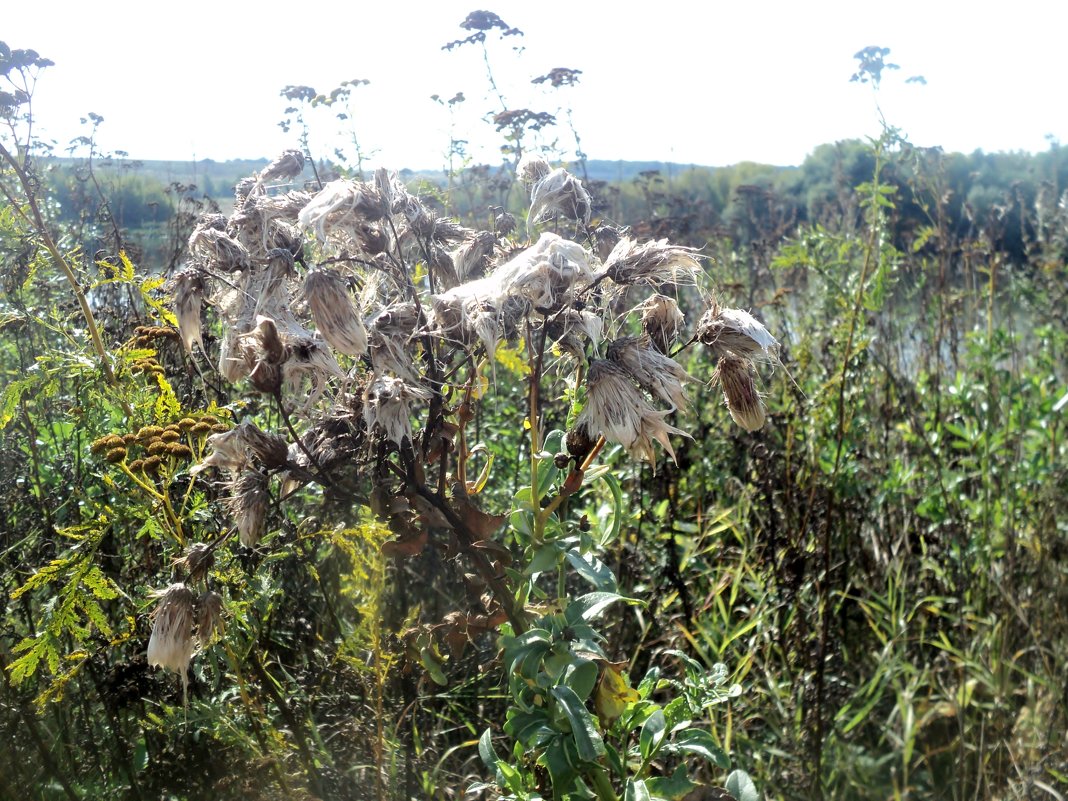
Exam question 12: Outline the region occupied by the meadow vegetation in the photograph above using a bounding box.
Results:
[1,16,1066,801]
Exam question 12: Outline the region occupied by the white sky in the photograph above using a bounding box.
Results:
[6,0,1065,170]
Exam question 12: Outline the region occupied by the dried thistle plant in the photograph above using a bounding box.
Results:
[712,353,766,431]
[147,583,196,678]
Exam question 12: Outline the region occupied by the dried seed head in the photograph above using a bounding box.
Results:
[602,237,701,287]
[636,294,686,354]
[578,359,690,466]
[147,583,196,676]
[713,354,766,431]
[452,230,497,281]
[696,305,778,359]
[494,210,517,236]
[258,149,305,184]
[516,153,551,186]
[566,425,596,464]
[171,268,205,353]
[362,375,431,447]
[298,178,386,242]
[176,542,214,585]
[304,268,367,357]
[528,168,592,232]
[606,336,695,411]
[228,469,270,547]
[196,591,224,647]
[187,227,250,271]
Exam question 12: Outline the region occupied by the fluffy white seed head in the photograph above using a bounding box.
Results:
[304,268,368,357]
[147,583,196,676]
[697,305,778,359]
[578,359,690,466]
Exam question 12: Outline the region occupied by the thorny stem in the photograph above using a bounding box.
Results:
[0,142,133,417]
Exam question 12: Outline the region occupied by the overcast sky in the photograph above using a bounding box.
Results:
[6,0,1065,170]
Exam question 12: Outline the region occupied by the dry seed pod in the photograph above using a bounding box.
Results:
[697,305,778,359]
[577,359,689,466]
[147,583,195,676]
[304,268,367,357]
[606,336,694,411]
[228,469,270,547]
[636,294,686,355]
[602,237,701,287]
[196,591,225,647]
[712,353,766,432]
[176,542,214,585]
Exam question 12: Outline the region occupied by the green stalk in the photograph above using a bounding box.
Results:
[0,144,131,416]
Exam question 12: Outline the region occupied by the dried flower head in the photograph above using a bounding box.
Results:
[176,542,214,585]
[697,305,778,359]
[187,226,250,271]
[528,168,592,232]
[147,583,196,676]
[258,149,305,184]
[298,178,386,242]
[636,294,686,354]
[607,336,695,411]
[602,237,701,287]
[516,152,552,186]
[712,353,766,431]
[577,359,689,465]
[303,268,367,357]
[171,268,206,353]
[227,469,270,547]
[362,374,431,447]
[196,591,225,647]
[452,230,497,281]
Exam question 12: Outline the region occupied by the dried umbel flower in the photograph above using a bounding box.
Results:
[176,542,214,585]
[171,268,206,353]
[304,268,367,357]
[528,167,592,231]
[607,336,695,411]
[362,374,430,446]
[147,583,196,677]
[696,305,778,359]
[258,149,305,184]
[228,469,270,547]
[636,294,686,354]
[577,359,689,465]
[712,353,766,432]
[196,591,224,647]
[602,237,701,287]
[516,152,551,186]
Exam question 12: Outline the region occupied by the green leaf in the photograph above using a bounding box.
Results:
[725,770,759,801]
[551,684,605,761]
[562,658,599,701]
[600,473,624,546]
[673,729,730,769]
[565,592,637,624]
[625,778,652,801]
[478,727,499,771]
[639,709,666,761]
[565,550,618,591]
[646,765,700,800]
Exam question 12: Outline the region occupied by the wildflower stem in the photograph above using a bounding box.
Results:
[0,142,132,417]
